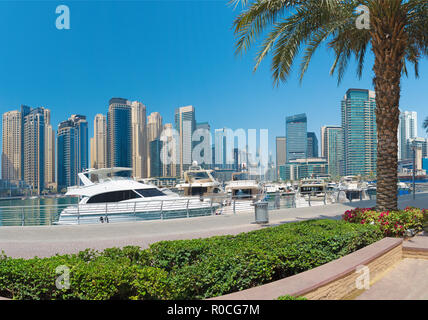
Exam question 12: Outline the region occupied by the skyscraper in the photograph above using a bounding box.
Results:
[147,112,163,142]
[160,123,177,177]
[196,122,210,132]
[57,120,78,192]
[131,101,147,179]
[398,111,418,160]
[149,139,163,177]
[90,114,107,169]
[147,112,163,177]
[321,126,344,178]
[23,107,45,194]
[2,110,22,181]
[107,98,132,169]
[2,106,53,193]
[70,114,88,173]
[57,115,88,192]
[275,136,286,180]
[196,122,211,168]
[214,128,228,169]
[341,89,377,176]
[44,109,55,189]
[286,113,307,162]
[307,132,318,158]
[175,105,196,177]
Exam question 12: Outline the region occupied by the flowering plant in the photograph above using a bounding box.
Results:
[342,207,426,237]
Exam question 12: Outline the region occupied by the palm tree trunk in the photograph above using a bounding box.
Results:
[370,0,407,211]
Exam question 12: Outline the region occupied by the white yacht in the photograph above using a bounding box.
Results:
[297,178,327,200]
[57,167,219,225]
[225,170,263,200]
[338,176,369,200]
[175,162,223,196]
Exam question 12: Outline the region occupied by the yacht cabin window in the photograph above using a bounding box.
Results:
[187,172,209,180]
[86,190,141,204]
[135,188,166,197]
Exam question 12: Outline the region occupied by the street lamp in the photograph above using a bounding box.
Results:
[411,142,421,200]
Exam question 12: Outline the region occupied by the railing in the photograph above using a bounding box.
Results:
[0,187,425,226]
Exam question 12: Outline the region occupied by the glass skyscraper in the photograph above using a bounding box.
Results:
[321,126,344,178]
[57,120,77,192]
[107,98,132,169]
[149,139,163,177]
[57,115,88,192]
[341,89,377,177]
[286,113,307,162]
[307,132,318,158]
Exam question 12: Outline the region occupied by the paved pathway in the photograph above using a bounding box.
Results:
[356,258,428,300]
[0,193,427,259]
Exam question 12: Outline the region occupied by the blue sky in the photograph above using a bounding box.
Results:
[0,0,427,158]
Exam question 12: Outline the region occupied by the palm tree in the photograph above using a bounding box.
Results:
[232,0,427,211]
[424,116,428,134]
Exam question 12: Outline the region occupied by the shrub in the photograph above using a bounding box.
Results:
[342,207,426,237]
[0,220,383,300]
[277,295,307,300]
[149,219,383,299]
[0,246,172,300]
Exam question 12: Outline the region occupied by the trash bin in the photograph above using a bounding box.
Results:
[254,201,269,224]
[274,192,280,209]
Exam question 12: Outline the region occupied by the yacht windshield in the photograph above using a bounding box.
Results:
[232,173,248,181]
[87,189,141,203]
[187,172,209,180]
[135,188,166,197]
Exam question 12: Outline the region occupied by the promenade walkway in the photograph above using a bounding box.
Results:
[356,234,428,300]
[0,193,427,259]
[356,257,428,300]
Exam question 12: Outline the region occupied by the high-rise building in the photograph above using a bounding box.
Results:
[406,137,428,159]
[160,123,177,177]
[57,115,88,192]
[57,120,78,192]
[70,114,88,172]
[44,109,55,189]
[23,107,45,194]
[307,132,318,158]
[149,139,163,177]
[214,128,228,169]
[147,112,163,142]
[147,112,163,177]
[107,98,133,169]
[90,114,107,169]
[196,122,210,132]
[275,136,286,180]
[196,122,211,169]
[131,101,147,179]
[286,113,307,162]
[341,89,377,176]
[280,158,328,181]
[321,126,344,178]
[175,105,196,177]
[2,106,53,193]
[2,110,22,181]
[398,111,418,160]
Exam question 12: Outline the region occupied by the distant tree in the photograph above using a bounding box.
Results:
[423,116,428,134]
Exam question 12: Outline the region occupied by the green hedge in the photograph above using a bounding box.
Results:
[0,219,383,300]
